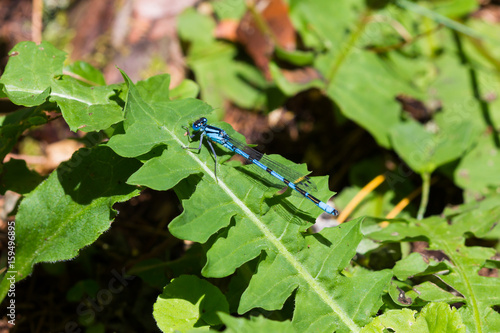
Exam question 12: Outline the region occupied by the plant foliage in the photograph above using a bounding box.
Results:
[1,0,499,332]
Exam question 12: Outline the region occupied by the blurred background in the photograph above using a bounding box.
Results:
[1,0,499,331]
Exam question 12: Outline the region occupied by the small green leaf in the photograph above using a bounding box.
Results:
[0,41,65,106]
[361,302,466,332]
[390,120,475,174]
[413,282,465,304]
[0,146,141,302]
[64,61,106,86]
[170,79,200,100]
[455,133,500,193]
[0,106,48,162]
[0,41,123,132]
[153,275,229,332]
[366,210,500,332]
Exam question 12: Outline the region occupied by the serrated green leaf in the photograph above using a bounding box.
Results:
[153,275,229,332]
[107,72,213,159]
[105,71,389,331]
[366,207,500,332]
[0,146,141,302]
[361,302,465,333]
[0,41,123,132]
[217,313,295,333]
[393,252,449,281]
[413,282,465,304]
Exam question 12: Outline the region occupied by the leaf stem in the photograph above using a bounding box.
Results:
[416,172,430,220]
[325,9,371,87]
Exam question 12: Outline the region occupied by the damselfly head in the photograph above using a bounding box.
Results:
[192,117,208,131]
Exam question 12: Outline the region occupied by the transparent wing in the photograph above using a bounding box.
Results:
[226,136,318,193]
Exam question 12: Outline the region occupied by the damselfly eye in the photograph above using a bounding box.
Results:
[192,117,207,131]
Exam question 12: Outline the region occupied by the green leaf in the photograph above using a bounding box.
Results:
[0,41,123,132]
[396,0,481,39]
[455,133,500,193]
[217,313,295,333]
[361,302,466,333]
[0,146,141,302]
[0,41,64,106]
[178,10,271,113]
[64,61,107,86]
[290,1,418,148]
[393,252,447,281]
[390,120,476,174]
[366,206,500,332]
[178,8,217,46]
[0,159,44,195]
[153,275,229,332]
[325,51,408,148]
[212,0,247,20]
[170,79,200,100]
[0,106,48,163]
[105,72,390,331]
[107,72,212,159]
[413,282,465,304]
[275,47,315,66]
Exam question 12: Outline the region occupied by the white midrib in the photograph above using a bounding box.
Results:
[169,127,360,332]
[5,84,93,105]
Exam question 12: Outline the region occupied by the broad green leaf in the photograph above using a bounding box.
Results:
[0,146,141,302]
[393,252,445,281]
[153,275,229,332]
[0,159,44,195]
[64,61,106,86]
[361,302,465,333]
[0,106,48,163]
[413,282,466,304]
[289,0,363,51]
[390,120,476,174]
[324,50,409,148]
[217,313,295,333]
[212,0,247,20]
[0,41,64,106]
[178,8,217,46]
[107,72,212,159]
[366,206,500,333]
[106,72,390,331]
[170,79,200,100]
[290,1,417,148]
[455,133,500,193]
[178,9,271,114]
[0,41,123,132]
